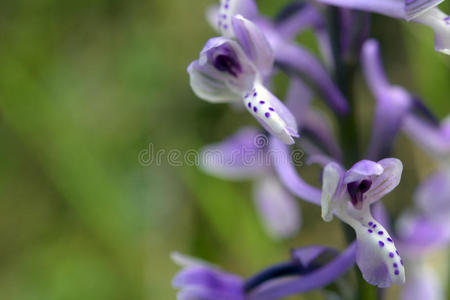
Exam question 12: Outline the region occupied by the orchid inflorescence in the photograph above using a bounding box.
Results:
[173,0,450,299]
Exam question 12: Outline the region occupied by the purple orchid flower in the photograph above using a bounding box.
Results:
[200,127,301,239]
[314,0,450,54]
[188,15,299,144]
[361,39,413,160]
[206,0,349,115]
[321,159,405,287]
[172,244,356,300]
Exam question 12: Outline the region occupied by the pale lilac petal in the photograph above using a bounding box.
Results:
[218,0,258,38]
[405,0,445,21]
[291,246,332,267]
[364,158,403,205]
[401,263,444,300]
[246,83,298,145]
[397,212,450,255]
[372,202,392,233]
[275,4,325,40]
[362,39,413,160]
[247,243,356,300]
[200,127,269,180]
[403,115,450,158]
[413,8,450,55]
[344,160,384,184]
[232,16,274,75]
[313,0,405,18]
[274,42,349,114]
[254,175,301,239]
[414,171,450,217]
[269,137,322,205]
[285,77,313,128]
[321,162,345,222]
[188,61,242,103]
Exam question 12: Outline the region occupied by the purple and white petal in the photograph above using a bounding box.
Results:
[254,175,301,239]
[231,15,274,76]
[200,127,269,180]
[218,0,258,38]
[413,8,450,55]
[206,5,221,32]
[405,0,445,21]
[246,83,299,145]
[269,137,322,205]
[352,215,405,288]
[364,158,403,205]
[285,77,313,128]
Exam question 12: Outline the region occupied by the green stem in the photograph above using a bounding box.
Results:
[327,7,377,300]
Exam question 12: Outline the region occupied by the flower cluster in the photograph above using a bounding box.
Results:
[173,0,450,299]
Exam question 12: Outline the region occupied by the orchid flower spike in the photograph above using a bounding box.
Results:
[200,127,301,239]
[171,252,244,300]
[321,159,405,287]
[188,16,299,144]
[314,0,450,54]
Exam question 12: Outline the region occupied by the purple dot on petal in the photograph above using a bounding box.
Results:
[223,24,228,29]
[372,224,377,228]
[400,260,403,265]
[269,107,274,111]
[368,221,373,226]
[265,112,270,118]
[253,92,257,97]
[387,237,393,242]
[253,107,257,112]
[394,270,399,275]
[378,241,384,247]
[393,263,398,268]
[378,231,383,235]
[248,103,251,108]
[244,93,249,98]
[224,4,229,9]
[368,229,373,233]
[396,250,399,255]
[259,101,265,104]
[389,252,394,258]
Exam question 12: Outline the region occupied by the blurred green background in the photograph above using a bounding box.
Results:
[0,0,448,299]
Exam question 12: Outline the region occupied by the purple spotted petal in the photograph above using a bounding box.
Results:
[355,220,405,288]
[414,171,450,217]
[364,158,403,205]
[274,42,349,115]
[218,0,258,38]
[247,243,356,300]
[405,0,444,20]
[362,39,413,160]
[200,127,269,180]
[254,175,301,239]
[413,8,450,55]
[269,137,322,205]
[232,16,274,76]
[401,263,444,300]
[173,266,244,300]
[344,160,384,184]
[313,0,405,18]
[247,83,299,144]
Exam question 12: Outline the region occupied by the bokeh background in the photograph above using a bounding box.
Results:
[0,0,449,299]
